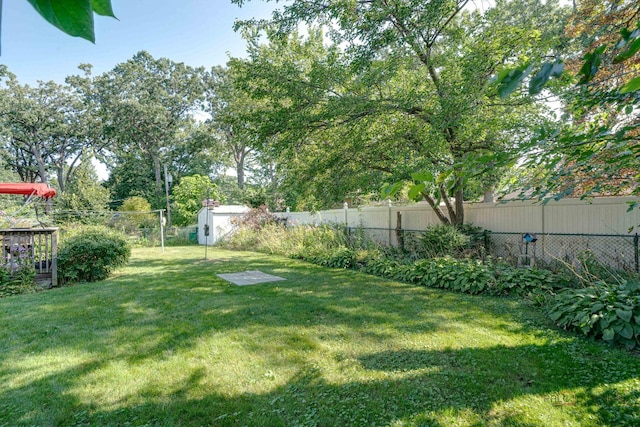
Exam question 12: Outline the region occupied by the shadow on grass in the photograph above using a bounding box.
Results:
[2,343,639,426]
[2,247,640,425]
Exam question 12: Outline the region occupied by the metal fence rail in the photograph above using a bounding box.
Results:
[345,227,640,273]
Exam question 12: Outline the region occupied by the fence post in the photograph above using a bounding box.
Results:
[343,202,348,226]
[387,199,392,246]
[343,201,349,239]
[635,233,639,273]
[396,211,404,250]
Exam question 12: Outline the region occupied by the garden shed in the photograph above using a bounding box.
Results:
[197,204,250,245]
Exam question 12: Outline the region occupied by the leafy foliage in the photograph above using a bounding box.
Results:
[24,0,116,43]
[171,175,220,226]
[231,205,281,231]
[404,225,470,259]
[114,196,157,233]
[496,3,640,203]
[54,158,111,225]
[549,282,640,350]
[92,51,207,202]
[232,0,569,222]
[0,265,36,298]
[58,225,130,284]
[0,70,92,191]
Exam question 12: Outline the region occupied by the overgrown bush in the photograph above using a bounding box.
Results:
[58,226,131,284]
[304,247,356,269]
[222,221,355,260]
[402,224,488,259]
[232,205,282,230]
[549,281,640,350]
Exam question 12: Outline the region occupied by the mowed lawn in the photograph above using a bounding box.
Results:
[1,247,640,426]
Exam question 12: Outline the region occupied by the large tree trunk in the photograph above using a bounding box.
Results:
[232,141,251,190]
[152,153,162,192]
[453,182,464,226]
[421,177,466,226]
[420,190,451,225]
[31,144,52,214]
[236,156,245,190]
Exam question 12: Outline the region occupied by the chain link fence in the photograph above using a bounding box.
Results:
[121,226,199,247]
[346,227,640,273]
[487,232,638,272]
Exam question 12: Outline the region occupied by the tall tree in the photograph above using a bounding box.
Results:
[0,68,89,193]
[171,174,221,226]
[205,66,260,190]
[92,51,207,205]
[54,156,111,224]
[232,0,569,222]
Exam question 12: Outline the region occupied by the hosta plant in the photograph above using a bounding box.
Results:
[548,281,640,350]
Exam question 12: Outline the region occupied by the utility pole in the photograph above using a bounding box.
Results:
[164,164,172,228]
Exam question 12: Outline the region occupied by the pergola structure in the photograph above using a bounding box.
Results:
[0,183,58,287]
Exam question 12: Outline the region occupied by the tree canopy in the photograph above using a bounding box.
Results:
[230,0,570,222]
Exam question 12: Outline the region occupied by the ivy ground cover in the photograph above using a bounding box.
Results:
[1,247,639,426]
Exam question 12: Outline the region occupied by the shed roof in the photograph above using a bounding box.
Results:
[199,205,250,215]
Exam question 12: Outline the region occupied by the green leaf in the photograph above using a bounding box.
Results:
[616,27,640,48]
[381,182,404,197]
[619,323,634,339]
[436,170,452,184]
[411,171,434,183]
[408,183,426,200]
[614,37,640,63]
[529,62,564,95]
[497,64,533,99]
[602,327,615,341]
[27,0,96,42]
[590,302,604,313]
[616,308,633,322]
[91,0,116,17]
[578,45,606,84]
[620,76,640,94]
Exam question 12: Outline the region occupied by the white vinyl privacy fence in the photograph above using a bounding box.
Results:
[277,197,640,271]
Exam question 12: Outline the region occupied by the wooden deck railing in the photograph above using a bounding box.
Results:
[0,228,58,287]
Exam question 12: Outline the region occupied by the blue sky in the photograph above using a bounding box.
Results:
[0,0,278,85]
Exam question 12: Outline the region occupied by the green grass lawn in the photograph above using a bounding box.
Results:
[1,246,639,426]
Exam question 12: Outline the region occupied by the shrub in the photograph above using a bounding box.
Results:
[232,205,281,230]
[114,196,156,232]
[0,265,36,298]
[304,247,356,269]
[58,226,131,284]
[548,281,640,350]
[412,257,496,294]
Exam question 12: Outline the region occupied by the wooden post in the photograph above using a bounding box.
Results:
[51,229,58,287]
[396,211,404,250]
